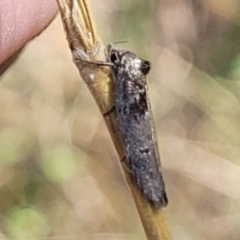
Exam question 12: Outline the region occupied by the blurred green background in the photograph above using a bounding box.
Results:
[1,0,240,239]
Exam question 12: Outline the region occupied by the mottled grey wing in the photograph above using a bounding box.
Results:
[114,58,167,209]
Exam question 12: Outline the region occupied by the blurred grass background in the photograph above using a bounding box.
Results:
[1,0,240,239]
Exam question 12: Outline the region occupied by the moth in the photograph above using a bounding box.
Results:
[106,45,168,209]
[77,44,168,209]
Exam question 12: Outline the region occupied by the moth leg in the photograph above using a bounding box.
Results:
[75,58,113,67]
[103,105,115,116]
[120,156,132,173]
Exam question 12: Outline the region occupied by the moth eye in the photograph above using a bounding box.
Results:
[110,51,119,64]
[141,60,151,75]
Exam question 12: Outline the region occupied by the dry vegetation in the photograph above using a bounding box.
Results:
[1,1,240,240]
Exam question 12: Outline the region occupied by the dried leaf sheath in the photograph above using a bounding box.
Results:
[56,0,172,239]
[58,0,97,50]
[57,0,112,114]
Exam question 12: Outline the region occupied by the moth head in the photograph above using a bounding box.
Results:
[107,44,151,75]
[108,45,135,68]
[120,53,151,76]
